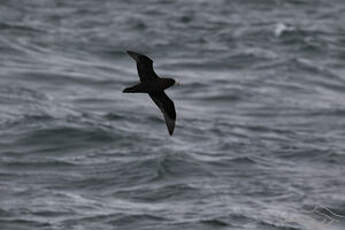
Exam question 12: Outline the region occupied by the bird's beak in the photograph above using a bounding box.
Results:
[126,50,140,62]
[175,81,182,86]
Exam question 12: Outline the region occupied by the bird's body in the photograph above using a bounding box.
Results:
[123,78,175,93]
[123,51,177,135]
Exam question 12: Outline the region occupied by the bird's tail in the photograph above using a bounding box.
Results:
[122,83,146,93]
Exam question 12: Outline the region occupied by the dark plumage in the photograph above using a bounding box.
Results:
[123,51,177,135]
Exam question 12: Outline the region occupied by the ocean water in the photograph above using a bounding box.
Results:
[1,0,345,229]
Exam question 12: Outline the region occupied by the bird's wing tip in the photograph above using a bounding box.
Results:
[165,115,175,136]
[126,50,140,62]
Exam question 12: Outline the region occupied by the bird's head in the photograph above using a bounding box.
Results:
[164,78,181,89]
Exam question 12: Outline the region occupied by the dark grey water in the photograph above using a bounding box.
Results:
[1,0,345,229]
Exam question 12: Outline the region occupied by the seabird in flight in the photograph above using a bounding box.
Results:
[123,50,177,135]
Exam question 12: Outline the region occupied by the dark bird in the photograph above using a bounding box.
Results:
[123,50,177,135]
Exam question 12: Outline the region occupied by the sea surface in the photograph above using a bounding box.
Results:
[1,0,345,229]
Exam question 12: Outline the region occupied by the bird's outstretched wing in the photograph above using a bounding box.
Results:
[149,92,176,135]
[127,50,158,82]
